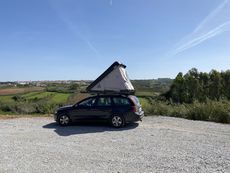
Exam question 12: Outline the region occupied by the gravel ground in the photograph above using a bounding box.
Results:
[0,116,230,173]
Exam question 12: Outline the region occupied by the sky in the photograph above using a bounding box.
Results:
[0,0,230,81]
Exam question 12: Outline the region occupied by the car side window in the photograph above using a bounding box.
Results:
[78,98,96,107]
[96,97,112,106]
[113,97,130,106]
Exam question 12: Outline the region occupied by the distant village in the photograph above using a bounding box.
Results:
[0,80,91,87]
[0,78,173,94]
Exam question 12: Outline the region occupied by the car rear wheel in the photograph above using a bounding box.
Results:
[58,115,70,126]
[111,115,125,128]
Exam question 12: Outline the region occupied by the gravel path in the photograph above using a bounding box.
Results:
[0,116,229,173]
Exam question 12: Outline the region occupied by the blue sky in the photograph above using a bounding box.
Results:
[0,0,230,81]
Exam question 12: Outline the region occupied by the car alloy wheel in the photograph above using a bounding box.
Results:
[111,115,124,127]
[59,115,70,126]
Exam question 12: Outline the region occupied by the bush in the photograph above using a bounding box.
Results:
[12,95,26,102]
[0,96,62,115]
[34,102,59,114]
[143,98,230,124]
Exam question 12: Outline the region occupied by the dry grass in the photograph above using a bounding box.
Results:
[0,87,44,96]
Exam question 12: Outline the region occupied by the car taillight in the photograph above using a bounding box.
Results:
[132,106,137,112]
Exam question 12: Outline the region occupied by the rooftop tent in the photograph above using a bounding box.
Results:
[86,61,135,94]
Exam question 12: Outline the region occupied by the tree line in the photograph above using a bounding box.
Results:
[164,68,230,103]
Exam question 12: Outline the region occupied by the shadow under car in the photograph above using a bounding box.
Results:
[43,121,139,136]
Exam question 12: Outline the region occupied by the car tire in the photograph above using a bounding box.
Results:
[111,115,125,128]
[58,114,70,126]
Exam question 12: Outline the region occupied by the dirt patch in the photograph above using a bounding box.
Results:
[0,87,44,95]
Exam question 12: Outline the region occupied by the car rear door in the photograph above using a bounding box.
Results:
[112,96,131,113]
[93,96,112,120]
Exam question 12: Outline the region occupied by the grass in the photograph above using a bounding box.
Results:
[136,91,154,97]
[0,95,14,104]
[23,92,50,99]
[0,91,71,115]
[50,93,70,104]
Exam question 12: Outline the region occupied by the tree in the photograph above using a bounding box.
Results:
[221,70,230,99]
[69,83,80,91]
[164,68,229,103]
[168,72,187,103]
[209,70,222,100]
[198,72,209,101]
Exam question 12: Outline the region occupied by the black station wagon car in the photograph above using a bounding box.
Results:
[54,94,144,127]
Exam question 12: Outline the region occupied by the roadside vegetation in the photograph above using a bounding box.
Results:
[140,99,230,124]
[0,70,230,123]
[140,68,230,123]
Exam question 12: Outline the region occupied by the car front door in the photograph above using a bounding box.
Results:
[70,97,97,120]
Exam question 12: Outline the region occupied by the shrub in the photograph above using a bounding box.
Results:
[144,98,230,124]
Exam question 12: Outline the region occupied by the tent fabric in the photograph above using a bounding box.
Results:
[86,61,135,94]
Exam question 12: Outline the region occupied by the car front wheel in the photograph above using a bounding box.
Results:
[111,115,125,128]
[58,115,70,126]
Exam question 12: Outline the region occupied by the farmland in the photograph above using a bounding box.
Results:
[0,87,44,95]
[0,80,159,116]
[0,90,91,115]
[0,81,90,115]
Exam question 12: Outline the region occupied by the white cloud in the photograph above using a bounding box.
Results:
[110,0,113,6]
[173,0,230,55]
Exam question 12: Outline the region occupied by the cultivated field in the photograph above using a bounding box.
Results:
[0,87,44,96]
[0,85,90,115]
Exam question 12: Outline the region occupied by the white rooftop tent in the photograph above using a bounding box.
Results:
[86,61,135,94]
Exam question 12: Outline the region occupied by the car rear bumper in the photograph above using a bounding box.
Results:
[139,112,144,121]
[125,111,144,122]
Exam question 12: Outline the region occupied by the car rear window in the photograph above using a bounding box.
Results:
[128,95,141,106]
[112,97,130,106]
[96,97,112,106]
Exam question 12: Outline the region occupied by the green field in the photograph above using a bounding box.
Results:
[0,92,70,104]
[0,91,73,115]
